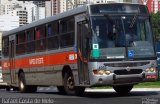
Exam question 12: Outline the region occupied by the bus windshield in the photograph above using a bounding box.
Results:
[90,14,155,59]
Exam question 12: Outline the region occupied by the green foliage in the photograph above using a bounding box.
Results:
[134,81,160,88]
[150,12,160,41]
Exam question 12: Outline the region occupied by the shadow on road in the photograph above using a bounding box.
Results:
[38,91,159,98]
[1,89,159,98]
[0,89,159,104]
[81,91,158,98]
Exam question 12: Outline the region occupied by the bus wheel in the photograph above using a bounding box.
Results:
[113,85,133,94]
[63,72,85,95]
[6,86,10,91]
[27,86,37,93]
[18,72,27,93]
[57,86,66,94]
[13,87,19,91]
[63,72,75,95]
[75,86,85,96]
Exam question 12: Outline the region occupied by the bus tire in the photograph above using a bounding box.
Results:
[75,86,85,96]
[18,72,28,93]
[63,71,75,95]
[57,86,66,94]
[63,71,85,95]
[6,86,10,91]
[113,85,133,94]
[13,87,19,91]
[27,86,37,93]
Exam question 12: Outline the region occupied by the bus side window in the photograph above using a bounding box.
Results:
[60,18,74,48]
[36,29,40,40]
[16,32,26,55]
[2,37,9,57]
[47,22,59,50]
[36,26,46,51]
[26,29,35,53]
[48,25,53,37]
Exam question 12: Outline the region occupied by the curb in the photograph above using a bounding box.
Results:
[85,88,160,92]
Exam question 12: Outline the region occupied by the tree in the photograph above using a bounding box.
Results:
[150,12,160,41]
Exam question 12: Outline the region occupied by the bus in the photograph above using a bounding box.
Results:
[2,3,157,95]
[0,50,8,89]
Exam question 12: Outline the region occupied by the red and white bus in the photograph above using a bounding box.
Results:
[2,3,157,95]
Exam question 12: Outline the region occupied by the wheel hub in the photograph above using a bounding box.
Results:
[67,76,74,89]
[20,81,24,89]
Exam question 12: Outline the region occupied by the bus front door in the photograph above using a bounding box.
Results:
[9,35,16,84]
[75,15,90,85]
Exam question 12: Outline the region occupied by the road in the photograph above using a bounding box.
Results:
[0,87,159,104]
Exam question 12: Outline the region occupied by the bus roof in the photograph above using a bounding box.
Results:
[3,4,87,36]
[3,3,146,37]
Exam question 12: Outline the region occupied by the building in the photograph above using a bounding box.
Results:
[0,0,38,25]
[17,10,28,26]
[0,0,14,15]
[33,1,45,20]
[158,0,160,11]
[139,0,160,13]
[23,2,36,23]
[36,7,45,20]
[45,1,51,17]
[50,0,60,15]
[8,5,28,26]
[48,0,88,15]
[0,4,5,15]
[0,15,19,31]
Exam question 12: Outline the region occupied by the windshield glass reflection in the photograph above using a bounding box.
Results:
[90,15,155,59]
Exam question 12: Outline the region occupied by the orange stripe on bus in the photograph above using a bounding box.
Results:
[2,51,77,69]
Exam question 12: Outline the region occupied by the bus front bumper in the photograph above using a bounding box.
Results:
[90,72,157,86]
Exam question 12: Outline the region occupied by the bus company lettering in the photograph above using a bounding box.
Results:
[29,58,44,65]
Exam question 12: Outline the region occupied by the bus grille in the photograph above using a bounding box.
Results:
[104,62,149,67]
[114,69,143,75]
[114,77,142,84]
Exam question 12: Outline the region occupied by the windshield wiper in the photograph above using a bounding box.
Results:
[103,14,113,24]
[129,14,138,28]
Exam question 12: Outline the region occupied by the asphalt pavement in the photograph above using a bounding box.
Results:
[0,87,160,104]
[37,86,160,92]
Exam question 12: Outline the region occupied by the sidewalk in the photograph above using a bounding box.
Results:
[85,88,160,92]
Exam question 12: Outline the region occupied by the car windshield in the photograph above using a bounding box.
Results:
[90,15,155,59]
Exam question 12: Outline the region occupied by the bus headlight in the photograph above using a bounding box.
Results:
[145,68,150,72]
[98,70,105,75]
[145,67,156,72]
[149,67,156,72]
[93,69,111,75]
[105,70,111,75]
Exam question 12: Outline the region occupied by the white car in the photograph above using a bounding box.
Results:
[0,67,8,89]
[0,67,3,82]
